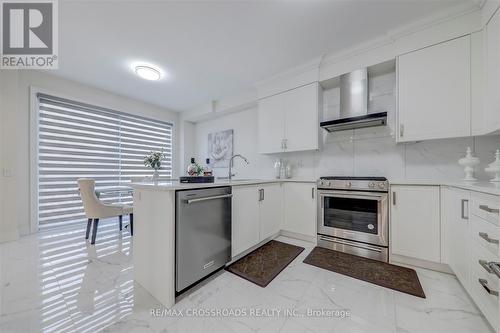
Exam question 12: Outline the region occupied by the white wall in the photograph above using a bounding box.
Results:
[0,70,179,238]
[194,107,276,179]
[178,119,196,175]
[0,75,2,242]
[192,70,500,182]
[0,71,21,242]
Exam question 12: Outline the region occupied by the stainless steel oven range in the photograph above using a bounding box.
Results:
[317,176,389,262]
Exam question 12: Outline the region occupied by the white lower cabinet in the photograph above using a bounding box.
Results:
[282,183,316,238]
[442,187,470,284]
[232,183,283,258]
[469,231,500,331]
[259,183,282,240]
[468,192,500,332]
[391,184,500,332]
[232,185,260,257]
[390,185,441,263]
[441,188,500,332]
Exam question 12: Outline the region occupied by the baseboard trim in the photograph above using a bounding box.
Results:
[0,230,19,244]
[279,230,317,244]
[228,232,281,264]
[390,254,453,274]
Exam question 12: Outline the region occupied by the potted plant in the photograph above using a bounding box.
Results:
[144,150,166,182]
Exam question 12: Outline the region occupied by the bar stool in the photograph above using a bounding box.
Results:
[77,178,133,244]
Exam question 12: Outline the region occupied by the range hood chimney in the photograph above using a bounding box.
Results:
[320,68,387,132]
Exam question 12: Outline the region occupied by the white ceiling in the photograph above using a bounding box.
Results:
[54,0,474,112]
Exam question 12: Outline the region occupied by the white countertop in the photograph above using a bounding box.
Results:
[389,179,500,196]
[130,177,500,196]
[130,178,316,191]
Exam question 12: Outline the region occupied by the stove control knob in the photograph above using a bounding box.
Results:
[368,182,375,189]
[345,181,352,188]
[378,182,386,190]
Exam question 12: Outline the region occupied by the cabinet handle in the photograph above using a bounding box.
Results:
[461,199,469,220]
[399,124,404,137]
[392,191,396,206]
[479,260,494,274]
[479,232,499,245]
[258,189,263,201]
[478,278,499,297]
[283,139,287,150]
[479,205,500,214]
[490,262,500,279]
[311,187,315,199]
[480,260,500,279]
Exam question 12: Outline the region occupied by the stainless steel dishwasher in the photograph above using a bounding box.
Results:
[175,186,232,293]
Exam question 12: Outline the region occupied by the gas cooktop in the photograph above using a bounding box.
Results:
[319,176,387,181]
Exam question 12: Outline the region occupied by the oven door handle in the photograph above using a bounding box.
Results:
[319,236,384,253]
[319,192,386,201]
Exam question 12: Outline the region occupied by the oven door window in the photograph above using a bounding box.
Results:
[323,196,378,234]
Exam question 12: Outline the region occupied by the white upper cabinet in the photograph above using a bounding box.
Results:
[283,83,319,152]
[484,7,500,135]
[257,93,286,154]
[397,36,471,142]
[257,83,319,154]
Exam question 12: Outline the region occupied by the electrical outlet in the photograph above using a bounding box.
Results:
[2,168,13,177]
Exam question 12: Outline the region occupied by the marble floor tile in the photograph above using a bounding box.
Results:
[0,220,494,333]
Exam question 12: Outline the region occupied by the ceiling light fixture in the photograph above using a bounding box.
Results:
[134,65,161,81]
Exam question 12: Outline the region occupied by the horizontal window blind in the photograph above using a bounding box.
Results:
[37,94,173,228]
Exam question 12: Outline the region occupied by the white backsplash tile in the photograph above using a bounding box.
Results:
[316,139,354,177]
[475,135,500,181]
[404,137,474,180]
[354,136,404,179]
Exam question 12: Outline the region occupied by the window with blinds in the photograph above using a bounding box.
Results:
[37,94,173,228]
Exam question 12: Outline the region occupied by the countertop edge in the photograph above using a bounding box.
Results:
[389,179,500,196]
[130,179,316,191]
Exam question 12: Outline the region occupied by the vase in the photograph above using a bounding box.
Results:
[485,149,500,182]
[273,159,281,179]
[153,169,160,183]
[458,147,480,181]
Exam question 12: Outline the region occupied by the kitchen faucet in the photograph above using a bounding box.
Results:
[228,154,249,180]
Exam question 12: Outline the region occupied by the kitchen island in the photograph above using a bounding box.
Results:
[130,179,316,307]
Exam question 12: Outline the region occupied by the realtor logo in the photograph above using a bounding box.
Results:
[1,0,58,68]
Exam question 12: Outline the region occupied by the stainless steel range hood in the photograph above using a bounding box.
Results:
[320,68,387,132]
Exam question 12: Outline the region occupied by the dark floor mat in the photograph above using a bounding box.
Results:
[303,247,426,298]
[226,240,304,287]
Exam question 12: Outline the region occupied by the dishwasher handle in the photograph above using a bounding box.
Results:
[187,194,233,204]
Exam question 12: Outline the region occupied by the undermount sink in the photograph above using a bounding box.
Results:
[231,179,262,182]
[216,178,261,182]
